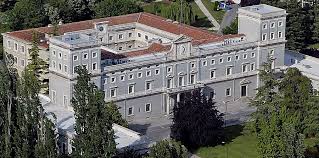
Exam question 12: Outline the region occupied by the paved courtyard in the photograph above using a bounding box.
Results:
[129,99,256,143]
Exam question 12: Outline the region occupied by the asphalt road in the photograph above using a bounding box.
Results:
[218,4,239,34]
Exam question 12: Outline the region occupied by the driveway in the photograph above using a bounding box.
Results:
[218,4,239,34]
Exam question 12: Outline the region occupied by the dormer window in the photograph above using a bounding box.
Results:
[98,26,104,31]
[119,34,123,39]
[109,36,113,40]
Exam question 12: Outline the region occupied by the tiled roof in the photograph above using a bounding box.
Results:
[5,12,227,49]
[101,43,171,60]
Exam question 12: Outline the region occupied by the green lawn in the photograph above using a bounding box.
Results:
[201,0,226,23]
[196,125,319,158]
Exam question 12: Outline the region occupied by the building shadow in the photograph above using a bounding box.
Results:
[128,123,151,135]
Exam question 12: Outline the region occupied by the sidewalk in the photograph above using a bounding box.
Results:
[194,0,220,31]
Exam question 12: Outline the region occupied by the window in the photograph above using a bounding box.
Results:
[243,54,247,59]
[145,103,151,112]
[219,58,223,63]
[145,35,148,40]
[262,33,267,41]
[14,43,18,51]
[7,40,11,48]
[262,23,267,29]
[251,52,255,58]
[210,70,215,78]
[241,85,247,97]
[128,45,132,49]
[129,33,132,37]
[146,70,151,77]
[167,66,172,73]
[92,63,97,70]
[251,63,255,71]
[226,67,232,75]
[21,46,25,53]
[58,64,62,70]
[52,90,56,103]
[21,59,25,67]
[146,82,152,90]
[211,59,215,65]
[52,61,56,68]
[53,51,56,56]
[129,74,134,80]
[270,32,275,40]
[190,74,196,84]
[119,34,123,39]
[167,78,173,88]
[64,53,68,60]
[92,52,97,58]
[63,95,68,107]
[270,22,275,28]
[191,63,196,68]
[104,78,107,84]
[83,53,88,59]
[226,88,231,96]
[210,89,215,99]
[155,69,160,75]
[235,55,239,60]
[178,76,185,86]
[202,60,207,66]
[278,31,283,38]
[110,88,116,97]
[128,107,133,115]
[138,33,141,37]
[119,75,124,81]
[73,55,78,61]
[227,56,231,62]
[14,57,17,64]
[59,52,62,59]
[278,21,283,27]
[269,50,275,56]
[64,65,68,72]
[82,64,87,70]
[128,84,135,94]
[111,77,116,83]
[118,47,123,50]
[109,36,113,40]
[242,64,247,72]
[137,72,142,78]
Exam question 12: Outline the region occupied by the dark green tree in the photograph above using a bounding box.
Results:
[0,0,16,12]
[146,139,188,158]
[68,0,96,21]
[107,102,128,127]
[171,89,224,149]
[72,66,116,158]
[251,57,306,157]
[28,31,49,94]
[160,0,195,25]
[94,0,142,18]
[6,0,49,30]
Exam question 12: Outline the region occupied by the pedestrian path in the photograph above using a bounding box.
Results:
[194,0,220,31]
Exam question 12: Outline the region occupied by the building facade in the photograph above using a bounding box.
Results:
[3,4,287,123]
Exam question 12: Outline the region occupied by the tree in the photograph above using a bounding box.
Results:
[6,0,49,30]
[0,0,16,12]
[171,89,224,149]
[0,64,17,158]
[222,18,238,35]
[72,66,116,158]
[13,68,57,158]
[107,102,128,127]
[94,0,142,18]
[159,0,195,25]
[28,31,49,94]
[146,139,188,158]
[251,57,306,157]
[68,0,96,21]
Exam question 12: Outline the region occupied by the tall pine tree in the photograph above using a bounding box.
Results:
[72,66,116,158]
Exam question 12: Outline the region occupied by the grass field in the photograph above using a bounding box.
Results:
[201,0,226,23]
[196,125,319,158]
